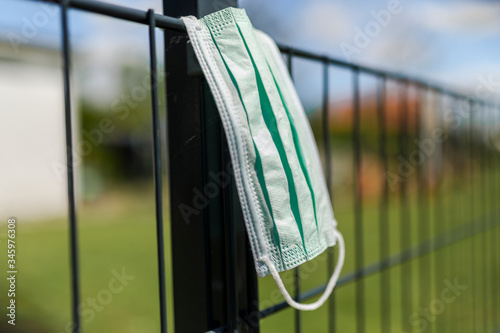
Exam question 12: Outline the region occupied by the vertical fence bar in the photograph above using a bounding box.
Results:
[469,100,477,333]
[488,104,497,331]
[433,91,446,333]
[321,67,331,226]
[486,104,490,330]
[493,105,500,330]
[416,85,423,305]
[322,61,336,333]
[287,50,301,333]
[480,103,488,332]
[448,96,460,333]
[376,75,390,333]
[465,98,472,332]
[399,81,411,333]
[457,97,466,333]
[61,4,80,333]
[430,89,437,333]
[147,10,167,333]
[444,94,451,333]
[442,93,451,333]
[462,98,474,332]
[494,106,499,329]
[416,85,431,326]
[457,98,470,332]
[464,99,470,333]
[492,105,500,330]
[352,68,365,333]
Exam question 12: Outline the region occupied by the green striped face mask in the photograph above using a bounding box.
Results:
[182,8,344,311]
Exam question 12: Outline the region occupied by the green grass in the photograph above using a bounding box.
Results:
[1,169,499,333]
[0,185,169,333]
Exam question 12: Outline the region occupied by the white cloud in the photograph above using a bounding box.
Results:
[299,1,353,42]
[418,1,500,35]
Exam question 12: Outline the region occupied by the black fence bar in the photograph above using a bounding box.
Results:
[377,75,390,333]
[493,107,499,328]
[497,107,500,327]
[60,4,80,333]
[352,69,365,333]
[492,105,500,329]
[480,103,488,332]
[460,97,470,333]
[487,104,493,331]
[450,93,458,333]
[450,96,458,333]
[432,90,446,333]
[322,61,336,333]
[416,85,424,309]
[495,106,498,328]
[429,89,438,333]
[450,96,464,333]
[442,93,451,333]
[398,81,411,333]
[463,97,470,333]
[485,107,497,329]
[147,9,167,333]
[469,100,478,332]
[416,86,431,330]
[458,98,469,332]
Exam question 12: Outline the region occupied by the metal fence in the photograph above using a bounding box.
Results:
[23,0,500,332]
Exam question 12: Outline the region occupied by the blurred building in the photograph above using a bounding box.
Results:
[0,40,79,220]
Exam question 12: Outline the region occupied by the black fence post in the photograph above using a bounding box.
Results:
[163,1,259,332]
[60,4,81,332]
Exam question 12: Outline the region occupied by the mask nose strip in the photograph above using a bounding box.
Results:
[261,230,345,311]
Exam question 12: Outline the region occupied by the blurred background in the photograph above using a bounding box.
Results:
[1,0,499,332]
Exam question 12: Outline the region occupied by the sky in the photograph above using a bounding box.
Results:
[1,0,499,109]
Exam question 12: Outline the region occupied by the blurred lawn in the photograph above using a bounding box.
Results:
[1,170,499,333]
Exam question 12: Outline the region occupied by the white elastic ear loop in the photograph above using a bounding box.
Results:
[261,230,345,311]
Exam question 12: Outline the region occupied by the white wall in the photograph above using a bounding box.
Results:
[0,43,77,221]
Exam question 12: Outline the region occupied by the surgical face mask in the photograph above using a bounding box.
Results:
[181,7,344,311]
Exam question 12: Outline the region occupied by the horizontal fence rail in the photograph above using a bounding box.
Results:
[31,0,500,106]
[12,0,500,332]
